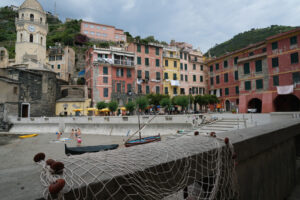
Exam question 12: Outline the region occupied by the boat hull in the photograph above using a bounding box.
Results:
[125,135,161,147]
[65,144,119,155]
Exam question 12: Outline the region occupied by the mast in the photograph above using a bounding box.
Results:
[138,106,141,140]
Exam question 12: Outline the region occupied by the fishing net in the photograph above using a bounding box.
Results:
[34,133,238,200]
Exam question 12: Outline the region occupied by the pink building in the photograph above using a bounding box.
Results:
[81,21,126,42]
[85,46,135,106]
[127,43,163,95]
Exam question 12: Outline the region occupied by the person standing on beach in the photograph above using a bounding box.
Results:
[69,129,75,138]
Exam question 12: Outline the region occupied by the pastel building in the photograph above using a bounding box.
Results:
[85,46,135,106]
[47,43,75,83]
[163,46,180,97]
[81,21,126,42]
[127,43,163,95]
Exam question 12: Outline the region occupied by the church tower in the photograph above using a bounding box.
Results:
[15,0,48,67]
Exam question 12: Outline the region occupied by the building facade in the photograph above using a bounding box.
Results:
[163,46,180,97]
[0,47,9,68]
[15,0,48,68]
[85,46,135,106]
[47,44,75,83]
[127,43,163,95]
[80,21,126,43]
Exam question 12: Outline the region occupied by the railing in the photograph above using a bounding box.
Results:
[94,58,135,67]
[163,53,180,59]
[15,18,48,27]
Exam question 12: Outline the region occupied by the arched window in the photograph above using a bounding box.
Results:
[30,14,34,22]
[41,37,43,45]
[21,13,24,19]
[30,34,33,43]
[40,17,43,24]
[20,33,23,42]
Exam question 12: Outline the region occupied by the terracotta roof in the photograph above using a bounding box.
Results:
[20,0,44,12]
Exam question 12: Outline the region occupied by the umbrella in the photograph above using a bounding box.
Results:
[120,107,126,111]
[100,108,110,112]
[87,108,96,111]
[73,109,83,112]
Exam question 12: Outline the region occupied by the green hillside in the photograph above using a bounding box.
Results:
[205,25,297,57]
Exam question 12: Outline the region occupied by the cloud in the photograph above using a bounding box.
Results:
[1,0,300,52]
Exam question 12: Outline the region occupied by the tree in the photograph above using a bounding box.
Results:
[125,101,136,115]
[147,94,169,110]
[160,98,172,114]
[96,101,107,110]
[173,96,189,111]
[74,33,89,45]
[195,95,208,112]
[135,96,149,111]
[108,101,118,114]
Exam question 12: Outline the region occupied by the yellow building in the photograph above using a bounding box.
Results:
[55,85,92,116]
[163,46,180,97]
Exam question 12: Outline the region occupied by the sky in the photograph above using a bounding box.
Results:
[2,0,300,53]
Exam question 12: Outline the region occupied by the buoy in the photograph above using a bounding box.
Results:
[49,179,65,194]
[33,153,45,163]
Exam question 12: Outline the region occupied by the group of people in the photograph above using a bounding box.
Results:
[56,128,82,145]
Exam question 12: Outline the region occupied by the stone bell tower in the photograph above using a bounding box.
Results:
[15,0,48,67]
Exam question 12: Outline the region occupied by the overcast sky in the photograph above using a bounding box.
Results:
[2,0,300,53]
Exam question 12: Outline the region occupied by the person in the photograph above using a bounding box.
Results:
[69,129,75,138]
[77,136,82,146]
[74,129,78,138]
[77,128,82,137]
[56,131,62,140]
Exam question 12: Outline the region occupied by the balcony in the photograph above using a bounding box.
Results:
[94,58,135,67]
[163,53,180,59]
[15,18,48,30]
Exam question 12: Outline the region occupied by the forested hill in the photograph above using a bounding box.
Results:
[205,25,297,57]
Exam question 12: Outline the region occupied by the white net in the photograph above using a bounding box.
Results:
[35,134,238,200]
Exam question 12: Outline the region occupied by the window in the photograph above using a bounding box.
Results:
[174,61,177,68]
[146,85,150,94]
[234,71,239,81]
[201,65,203,71]
[293,72,300,84]
[97,26,100,29]
[165,87,168,95]
[234,57,238,65]
[127,84,132,93]
[127,69,131,78]
[244,63,250,74]
[96,32,100,36]
[291,52,299,64]
[255,60,262,72]
[173,88,177,95]
[103,77,108,83]
[156,86,160,94]
[200,76,203,82]
[41,37,43,45]
[156,47,160,55]
[145,58,149,66]
[272,57,279,68]
[57,64,61,69]
[102,27,107,30]
[170,52,173,57]
[13,87,18,94]
[116,68,124,77]
[56,55,62,60]
[194,57,198,62]
[20,33,23,42]
[256,79,263,89]
[137,70,142,78]
[235,86,239,94]
[181,74,183,81]
[180,63,183,70]
[180,52,183,59]
[145,46,149,54]
[224,60,228,68]
[90,32,95,35]
[262,48,267,52]
[184,53,187,60]
[49,56,55,61]
[51,65,54,69]
[57,72,60,77]
[245,81,251,90]
[30,34,33,43]
[216,63,219,70]
[210,65,213,72]
[104,88,108,97]
[180,88,185,95]
[145,71,149,79]
[220,88,222,97]
[84,31,89,34]
[173,73,177,80]
[272,42,278,50]
[185,75,188,82]
[90,25,94,28]
[138,85,142,94]
[103,67,108,75]
[224,73,229,83]
[30,14,34,21]
[164,72,168,79]
[193,64,196,70]
[156,72,160,80]
[290,36,298,46]
[184,64,187,71]
[84,24,88,28]
[137,44,141,52]
[156,59,160,67]
[216,75,220,84]
[165,60,168,66]
[193,75,196,82]
[225,88,229,96]
[273,75,279,86]
[210,77,214,85]
[137,57,141,65]
[249,52,254,56]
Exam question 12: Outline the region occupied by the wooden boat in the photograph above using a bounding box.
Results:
[19,134,38,139]
[125,135,161,147]
[65,144,119,155]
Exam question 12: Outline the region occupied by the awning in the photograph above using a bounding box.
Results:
[73,109,83,112]
[100,108,110,112]
[277,85,294,95]
[87,108,96,111]
[94,50,110,54]
[120,107,126,111]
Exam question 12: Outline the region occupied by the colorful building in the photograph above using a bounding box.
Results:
[207,28,300,113]
[80,21,126,42]
[127,43,163,95]
[163,46,180,97]
[85,46,135,106]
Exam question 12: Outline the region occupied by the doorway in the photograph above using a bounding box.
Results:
[225,100,231,112]
[21,103,30,118]
[247,98,262,113]
[274,94,300,112]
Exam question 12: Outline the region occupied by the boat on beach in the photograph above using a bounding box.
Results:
[65,144,119,155]
[124,135,161,147]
